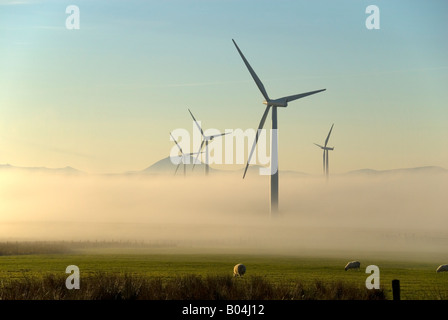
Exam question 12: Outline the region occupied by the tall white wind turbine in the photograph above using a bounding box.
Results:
[188,109,230,176]
[170,132,202,177]
[314,124,334,181]
[233,39,326,215]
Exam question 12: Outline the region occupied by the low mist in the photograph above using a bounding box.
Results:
[1,169,447,258]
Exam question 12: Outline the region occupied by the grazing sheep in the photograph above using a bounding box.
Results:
[436,264,448,273]
[233,263,246,277]
[344,261,361,271]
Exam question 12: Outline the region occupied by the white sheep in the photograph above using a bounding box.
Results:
[436,264,448,273]
[233,263,246,277]
[344,261,361,271]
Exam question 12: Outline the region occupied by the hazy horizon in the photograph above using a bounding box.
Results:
[1,159,447,176]
[1,169,447,261]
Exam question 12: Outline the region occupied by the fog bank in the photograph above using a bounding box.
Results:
[1,170,447,257]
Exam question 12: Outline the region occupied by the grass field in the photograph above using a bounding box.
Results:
[0,243,447,300]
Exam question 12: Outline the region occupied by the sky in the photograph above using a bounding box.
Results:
[0,0,447,174]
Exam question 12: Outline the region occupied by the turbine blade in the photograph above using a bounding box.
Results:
[324,123,334,147]
[280,89,326,103]
[314,143,324,149]
[188,109,205,137]
[174,162,181,176]
[192,139,205,170]
[185,151,204,156]
[243,105,271,179]
[209,132,231,139]
[170,132,184,155]
[232,39,270,101]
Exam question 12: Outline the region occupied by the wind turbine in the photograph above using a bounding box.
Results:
[188,109,230,176]
[232,39,326,215]
[170,132,202,177]
[314,124,334,181]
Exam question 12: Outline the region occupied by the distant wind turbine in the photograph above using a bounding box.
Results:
[170,132,202,177]
[232,39,326,215]
[314,124,334,181]
[188,109,230,176]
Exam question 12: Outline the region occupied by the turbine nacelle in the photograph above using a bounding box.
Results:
[263,99,288,107]
[206,132,231,141]
[314,143,334,151]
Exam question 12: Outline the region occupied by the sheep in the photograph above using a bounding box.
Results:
[344,261,361,271]
[233,263,246,277]
[436,264,448,273]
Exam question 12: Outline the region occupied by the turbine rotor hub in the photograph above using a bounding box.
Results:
[264,99,288,107]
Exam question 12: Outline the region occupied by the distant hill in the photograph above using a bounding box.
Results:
[1,161,445,177]
[127,157,288,177]
[126,156,209,176]
[346,166,447,176]
[129,156,310,177]
[0,164,84,175]
[131,159,447,177]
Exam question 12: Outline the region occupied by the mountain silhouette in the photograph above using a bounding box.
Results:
[0,164,84,175]
[127,156,209,176]
[1,162,445,177]
[346,166,447,176]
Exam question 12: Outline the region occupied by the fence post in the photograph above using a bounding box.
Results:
[392,279,400,300]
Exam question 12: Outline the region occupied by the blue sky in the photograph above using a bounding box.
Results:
[0,0,447,173]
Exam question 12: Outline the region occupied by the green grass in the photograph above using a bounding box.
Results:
[0,247,447,299]
[0,273,386,300]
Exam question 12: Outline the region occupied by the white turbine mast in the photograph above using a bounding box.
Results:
[314,123,334,181]
[233,39,326,214]
[170,132,203,177]
[188,109,230,176]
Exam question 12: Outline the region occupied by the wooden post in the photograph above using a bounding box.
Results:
[392,279,400,300]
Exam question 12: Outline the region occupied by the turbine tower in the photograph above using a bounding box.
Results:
[170,132,202,177]
[233,39,326,215]
[314,124,334,181]
[188,109,229,176]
